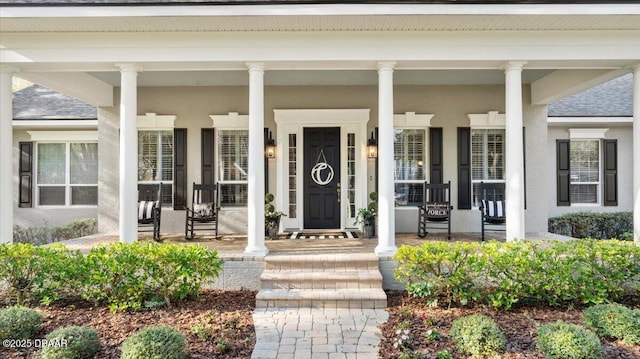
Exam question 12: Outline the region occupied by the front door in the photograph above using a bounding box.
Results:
[304,127,341,229]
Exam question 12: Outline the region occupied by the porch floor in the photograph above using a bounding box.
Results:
[57,231,573,256]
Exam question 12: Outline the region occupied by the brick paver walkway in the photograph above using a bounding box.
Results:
[252,308,389,359]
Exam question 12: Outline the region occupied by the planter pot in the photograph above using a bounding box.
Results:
[362,217,376,238]
[265,215,281,240]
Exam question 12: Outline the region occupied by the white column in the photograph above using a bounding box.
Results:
[244,63,268,256]
[504,61,527,242]
[633,65,640,246]
[118,64,141,243]
[375,62,397,256]
[0,67,14,244]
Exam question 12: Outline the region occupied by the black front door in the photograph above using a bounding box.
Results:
[304,127,341,229]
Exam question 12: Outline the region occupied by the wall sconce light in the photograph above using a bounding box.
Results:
[265,131,276,158]
[367,131,378,158]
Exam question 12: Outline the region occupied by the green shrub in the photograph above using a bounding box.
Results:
[13,218,97,245]
[583,303,640,345]
[435,350,453,359]
[0,306,43,340]
[120,326,186,359]
[537,321,601,359]
[548,211,632,240]
[394,240,640,309]
[449,314,506,357]
[0,244,81,305]
[41,326,101,359]
[394,241,485,306]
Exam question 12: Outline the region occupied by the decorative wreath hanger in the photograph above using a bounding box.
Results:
[311,149,334,186]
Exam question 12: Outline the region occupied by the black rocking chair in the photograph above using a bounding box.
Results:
[479,181,506,241]
[417,181,453,240]
[138,183,163,241]
[185,182,221,240]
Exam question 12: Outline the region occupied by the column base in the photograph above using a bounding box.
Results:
[244,246,269,257]
[374,245,397,258]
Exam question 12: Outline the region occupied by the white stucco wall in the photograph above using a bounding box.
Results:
[547,125,634,219]
[92,83,547,235]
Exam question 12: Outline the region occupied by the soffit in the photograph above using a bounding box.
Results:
[2,14,640,32]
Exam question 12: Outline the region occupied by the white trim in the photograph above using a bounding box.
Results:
[467,111,506,128]
[548,117,632,126]
[569,128,609,139]
[274,109,370,231]
[393,112,433,128]
[137,113,176,129]
[3,4,639,18]
[13,120,97,129]
[27,130,97,141]
[210,112,250,129]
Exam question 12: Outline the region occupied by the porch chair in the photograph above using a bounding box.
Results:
[138,183,163,241]
[417,181,453,240]
[185,182,221,240]
[479,181,506,241]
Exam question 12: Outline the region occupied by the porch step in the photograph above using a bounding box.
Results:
[256,253,386,309]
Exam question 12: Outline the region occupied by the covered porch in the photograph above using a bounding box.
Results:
[2,3,640,251]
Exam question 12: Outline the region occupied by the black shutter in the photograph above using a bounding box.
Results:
[18,142,33,208]
[556,139,571,206]
[429,127,443,184]
[173,128,187,210]
[603,139,618,206]
[457,127,471,209]
[523,127,527,210]
[201,128,215,185]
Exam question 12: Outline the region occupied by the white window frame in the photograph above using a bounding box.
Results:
[137,113,176,208]
[567,128,608,206]
[210,113,249,208]
[468,112,506,208]
[35,141,98,208]
[393,112,433,208]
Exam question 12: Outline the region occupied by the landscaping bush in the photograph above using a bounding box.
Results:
[0,306,43,340]
[40,326,101,359]
[394,241,485,306]
[78,243,223,311]
[583,303,640,345]
[537,321,601,359]
[449,314,506,357]
[394,240,640,309]
[548,211,632,240]
[0,243,81,305]
[13,218,97,245]
[120,326,186,359]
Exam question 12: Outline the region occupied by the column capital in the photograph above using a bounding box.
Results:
[377,61,396,73]
[502,61,527,73]
[0,65,19,74]
[116,63,142,73]
[628,62,640,73]
[247,62,265,73]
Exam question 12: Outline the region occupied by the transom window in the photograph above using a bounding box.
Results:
[37,142,98,206]
[138,130,173,207]
[471,129,505,206]
[394,129,425,206]
[218,130,249,206]
[570,139,600,204]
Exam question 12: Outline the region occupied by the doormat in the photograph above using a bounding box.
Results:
[287,231,359,239]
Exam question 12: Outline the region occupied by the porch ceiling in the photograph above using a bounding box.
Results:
[87,69,553,87]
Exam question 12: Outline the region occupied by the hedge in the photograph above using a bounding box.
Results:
[548,211,632,240]
[394,239,640,309]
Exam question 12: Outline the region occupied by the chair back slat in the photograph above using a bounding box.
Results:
[191,183,220,209]
[138,183,163,206]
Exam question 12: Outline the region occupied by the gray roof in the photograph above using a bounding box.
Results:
[548,73,633,117]
[13,84,97,120]
[2,0,636,5]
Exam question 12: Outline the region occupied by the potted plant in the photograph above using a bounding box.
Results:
[264,193,285,240]
[355,192,378,238]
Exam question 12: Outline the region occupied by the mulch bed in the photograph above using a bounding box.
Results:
[379,291,640,359]
[2,290,256,359]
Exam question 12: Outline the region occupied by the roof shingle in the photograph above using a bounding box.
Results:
[13,84,97,120]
